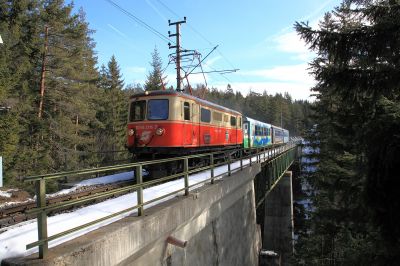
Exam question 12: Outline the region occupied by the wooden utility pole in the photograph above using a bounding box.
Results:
[168,17,186,92]
[38,26,49,119]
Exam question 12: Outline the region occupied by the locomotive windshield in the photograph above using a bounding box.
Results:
[129,100,146,121]
[148,99,169,120]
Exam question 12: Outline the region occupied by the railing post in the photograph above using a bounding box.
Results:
[250,150,252,166]
[210,154,214,184]
[228,153,231,176]
[240,150,243,170]
[184,158,189,195]
[263,147,266,162]
[37,178,48,259]
[136,165,144,216]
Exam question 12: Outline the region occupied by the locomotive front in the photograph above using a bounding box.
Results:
[126,91,180,158]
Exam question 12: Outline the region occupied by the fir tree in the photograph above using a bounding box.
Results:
[144,46,166,91]
[96,55,127,163]
[295,0,400,263]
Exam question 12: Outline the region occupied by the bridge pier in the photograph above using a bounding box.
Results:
[261,171,294,266]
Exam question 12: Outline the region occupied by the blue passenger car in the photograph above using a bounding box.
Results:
[271,125,289,144]
[243,117,272,148]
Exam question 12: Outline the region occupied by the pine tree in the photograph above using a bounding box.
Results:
[144,46,166,91]
[37,2,101,173]
[96,55,127,163]
[295,0,400,263]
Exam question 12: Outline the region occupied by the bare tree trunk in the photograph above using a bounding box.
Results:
[38,26,49,119]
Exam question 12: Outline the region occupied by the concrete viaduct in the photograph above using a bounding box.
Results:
[4,144,301,266]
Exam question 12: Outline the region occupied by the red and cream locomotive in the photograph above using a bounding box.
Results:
[126,90,243,160]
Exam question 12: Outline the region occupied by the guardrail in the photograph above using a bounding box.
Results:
[23,140,301,259]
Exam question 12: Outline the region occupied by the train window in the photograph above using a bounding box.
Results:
[230,116,236,126]
[201,108,211,123]
[238,117,242,128]
[224,115,229,123]
[129,100,146,121]
[148,99,169,120]
[212,111,222,122]
[184,102,190,121]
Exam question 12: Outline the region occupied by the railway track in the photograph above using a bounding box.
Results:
[0,180,135,229]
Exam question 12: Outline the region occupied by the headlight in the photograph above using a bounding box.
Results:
[128,129,135,136]
[156,127,165,136]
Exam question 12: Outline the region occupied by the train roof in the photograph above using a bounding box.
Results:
[130,90,242,116]
[244,116,289,132]
[244,116,272,127]
[271,124,289,131]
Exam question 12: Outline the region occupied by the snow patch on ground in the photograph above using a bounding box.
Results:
[0,199,35,209]
[49,171,135,197]
[0,191,11,198]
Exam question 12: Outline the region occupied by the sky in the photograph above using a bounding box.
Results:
[70,0,342,100]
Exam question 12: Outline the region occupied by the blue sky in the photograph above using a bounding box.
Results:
[71,0,341,100]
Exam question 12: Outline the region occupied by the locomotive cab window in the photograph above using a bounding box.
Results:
[129,100,146,121]
[201,108,211,123]
[184,102,190,121]
[148,99,169,120]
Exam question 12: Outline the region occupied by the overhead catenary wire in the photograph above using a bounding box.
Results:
[104,0,172,44]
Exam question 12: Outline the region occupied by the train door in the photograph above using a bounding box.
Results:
[192,103,200,146]
[183,101,192,145]
[237,116,242,145]
[243,121,250,148]
[230,115,237,145]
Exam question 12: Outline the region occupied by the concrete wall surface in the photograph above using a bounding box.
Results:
[4,164,262,266]
[262,171,294,266]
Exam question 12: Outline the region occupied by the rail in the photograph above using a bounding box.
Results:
[23,140,302,259]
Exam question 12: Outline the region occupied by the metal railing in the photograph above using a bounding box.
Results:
[255,144,300,209]
[23,140,301,259]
